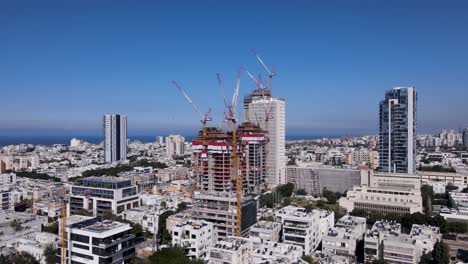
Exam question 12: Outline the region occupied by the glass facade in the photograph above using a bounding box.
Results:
[378,87,417,174]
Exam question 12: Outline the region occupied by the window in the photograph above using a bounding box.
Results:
[73,243,89,250]
[71,234,89,244]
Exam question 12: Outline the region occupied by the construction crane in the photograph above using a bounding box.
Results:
[218,68,243,236]
[254,52,276,94]
[60,196,69,264]
[172,81,212,142]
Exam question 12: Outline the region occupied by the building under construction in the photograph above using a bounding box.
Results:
[190,191,257,240]
[192,121,267,195]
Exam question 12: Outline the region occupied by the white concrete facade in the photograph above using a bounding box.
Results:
[248,98,286,187]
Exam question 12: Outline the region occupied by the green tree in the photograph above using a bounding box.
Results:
[160,201,167,209]
[102,209,115,220]
[132,223,143,237]
[10,219,22,231]
[322,189,338,204]
[301,255,315,264]
[419,252,432,264]
[148,246,205,264]
[42,222,59,235]
[157,210,175,244]
[43,244,57,264]
[296,189,307,196]
[276,183,294,198]
[0,255,10,264]
[421,185,434,215]
[432,241,450,264]
[259,193,274,208]
[10,252,39,264]
[176,202,187,212]
[447,222,468,233]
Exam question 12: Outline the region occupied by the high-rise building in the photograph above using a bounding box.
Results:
[192,122,267,194]
[247,96,286,187]
[103,114,127,163]
[378,87,417,174]
[463,128,468,147]
[165,134,185,157]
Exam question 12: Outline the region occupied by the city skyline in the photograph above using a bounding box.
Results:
[1,1,468,138]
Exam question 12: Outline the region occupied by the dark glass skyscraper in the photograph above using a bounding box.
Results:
[378,87,417,174]
[463,128,468,147]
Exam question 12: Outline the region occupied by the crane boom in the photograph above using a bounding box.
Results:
[172,81,204,120]
[256,54,273,76]
[231,72,241,119]
[217,73,228,109]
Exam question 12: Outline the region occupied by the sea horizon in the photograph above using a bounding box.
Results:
[0,134,354,147]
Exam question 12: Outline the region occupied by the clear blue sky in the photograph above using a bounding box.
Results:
[1,0,467,137]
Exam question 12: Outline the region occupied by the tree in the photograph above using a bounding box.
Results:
[176,202,187,213]
[447,222,468,233]
[148,246,204,264]
[42,222,59,235]
[160,201,167,209]
[419,252,432,264]
[301,255,316,264]
[432,241,450,264]
[10,252,38,264]
[10,219,21,231]
[421,185,434,215]
[322,189,338,204]
[132,223,143,237]
[276,183,295,198]
[102,209,115,220]
[43,244,57,264]
[259,193,274,208]
[157,210,175,244]
[296,189,307,196]
[0,255,10,264]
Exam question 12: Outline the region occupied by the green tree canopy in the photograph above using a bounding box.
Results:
[43,244,57,264]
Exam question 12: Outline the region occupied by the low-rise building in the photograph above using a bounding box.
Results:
[172,220,214,260]
[364,221,440,264]
[69,176,139,217]
[275,206,326,255]
[249,221,281,242]
[339,185,423,214]
[250,238,303,264]
[121,206,160,233]
[208,237,252,264]
[61,216,136,264]
[322,215,367,262]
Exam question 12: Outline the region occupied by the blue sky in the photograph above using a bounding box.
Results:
[1,0,467,137]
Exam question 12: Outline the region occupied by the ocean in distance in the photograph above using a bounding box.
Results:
[0,134,341,147]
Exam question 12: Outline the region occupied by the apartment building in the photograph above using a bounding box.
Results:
[365,221,440,264]
[172,220,214,260]
[378,87,417,174]
[60,216,135,264]
[248,221,281,242]
[103,114,127,163]
[190,192,257,240]
[0,173,16,186]
[121,207,159,233]
[208,237,252,264]
[249,238,303,264]
[166,135,185,157]
[275,206,330,255]
[69,176,139,217]
[322,215,367,262]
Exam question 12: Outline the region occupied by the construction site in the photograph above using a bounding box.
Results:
[174,53,282,238]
